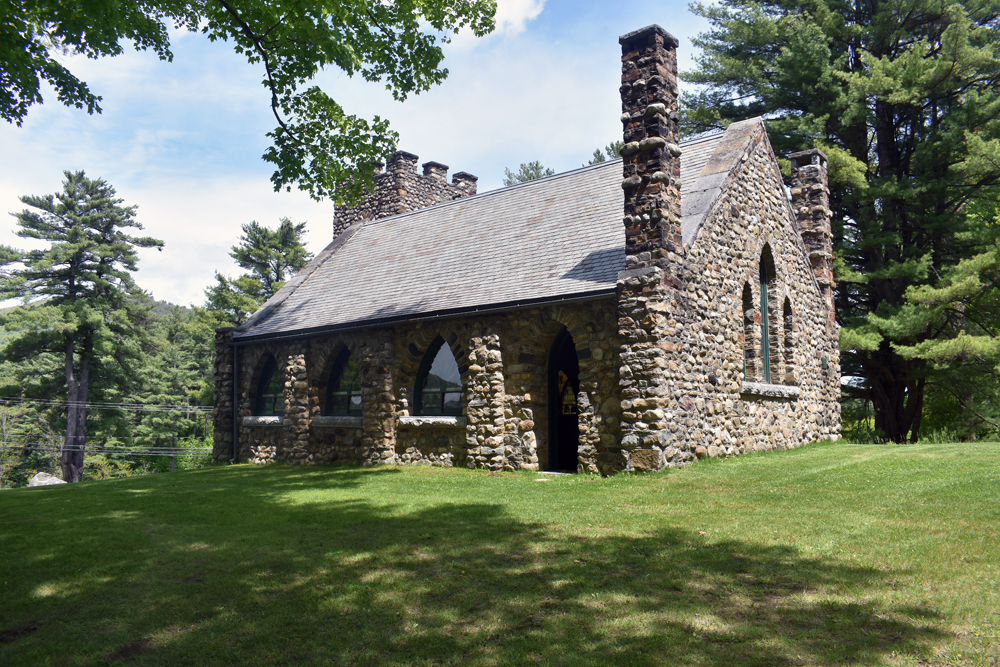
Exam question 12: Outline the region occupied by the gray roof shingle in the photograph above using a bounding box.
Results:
[236,123,757,340]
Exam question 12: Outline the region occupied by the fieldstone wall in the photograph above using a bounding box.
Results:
[211,328,236,463]
[214,298,620,473]
[333,151,478,238]
[358,334,397,465]
[659,123,841,462]
[281,342,311,462]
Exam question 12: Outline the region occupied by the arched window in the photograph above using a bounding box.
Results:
[325,348,363,415]
[783,297,795,385]
[759,246,777,384]
[255,355,284,416]
[742,282,756,380]
[415,337,463,416]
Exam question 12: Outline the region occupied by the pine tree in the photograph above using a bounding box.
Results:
[502,161,555,186]
[0,171,162,481]
[586,141,624,165]
[683,0,1000,442]
[205,218,312,326]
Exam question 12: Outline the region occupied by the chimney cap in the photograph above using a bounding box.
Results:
[788,148,828,168]
[619,24,679,49]
[390,150,420,162]
[453,171,478,182]
[422,161,450,171]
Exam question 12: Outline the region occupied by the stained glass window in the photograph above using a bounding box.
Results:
[325,349,363,415]
[415,338,463,416]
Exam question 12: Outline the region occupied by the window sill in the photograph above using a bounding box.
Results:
[398,416,467,428]
[740,382,801,400]
[312,415,364,429]
[243,415,282,426]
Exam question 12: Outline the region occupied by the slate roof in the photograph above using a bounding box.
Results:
[235,120,762,340]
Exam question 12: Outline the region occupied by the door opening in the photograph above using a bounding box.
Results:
[548,328,580,472]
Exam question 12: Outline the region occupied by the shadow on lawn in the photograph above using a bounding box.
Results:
[1,467,948,666]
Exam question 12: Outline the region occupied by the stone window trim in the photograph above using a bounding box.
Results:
[243,415,282,426]
[782,297,796,385]
[739,381,801,400]
[398,415,468,428]
[312,415,364,429]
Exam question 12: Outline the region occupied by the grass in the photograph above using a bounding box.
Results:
[1,442,999,666]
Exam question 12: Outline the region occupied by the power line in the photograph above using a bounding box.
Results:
[0,396,212,413]
[1,444,212,456]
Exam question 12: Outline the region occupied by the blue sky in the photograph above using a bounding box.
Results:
[0,0,711,306]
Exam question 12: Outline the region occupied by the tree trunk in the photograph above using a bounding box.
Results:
[869,346,925,443]
[60,333,90,482]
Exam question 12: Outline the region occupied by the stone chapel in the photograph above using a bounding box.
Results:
[212,24,841,474]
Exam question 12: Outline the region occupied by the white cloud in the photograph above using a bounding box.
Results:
[495,0,547,35]
[447,0,547,50]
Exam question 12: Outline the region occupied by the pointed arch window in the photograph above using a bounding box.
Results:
[325,348,363,415]
[255,355,284,416]
[415,337,463,416]
[759,247,777,384]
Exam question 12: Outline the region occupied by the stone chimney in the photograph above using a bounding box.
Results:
[452,171,478,196]
[789,148,836,332]
[422,161,449,182]
[387,150,420,178]
[618,24,682,286]
[333,152,478,238]
[613,25,686,475]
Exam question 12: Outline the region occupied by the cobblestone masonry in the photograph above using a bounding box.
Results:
[211,328,236,463]
[213,22,840,473]
[667,125,841,463]
[789,148,837,334]
[615,25,691,471]
[333,151,478,238]
[214,299,620,472]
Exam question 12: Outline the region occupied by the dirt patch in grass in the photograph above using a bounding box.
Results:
[108,638,152,660]
[0,624,37,644]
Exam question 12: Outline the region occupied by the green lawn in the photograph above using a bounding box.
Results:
[1,443,998,666]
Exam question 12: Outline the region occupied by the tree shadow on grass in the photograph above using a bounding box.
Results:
[0,467,949,666]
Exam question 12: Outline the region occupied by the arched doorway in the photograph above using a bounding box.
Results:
[548,328,580,472]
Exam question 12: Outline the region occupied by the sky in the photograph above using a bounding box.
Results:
[0,0,713,307]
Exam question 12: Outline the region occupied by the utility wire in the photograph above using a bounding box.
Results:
[1,445,212,456]
[0,396,212,413]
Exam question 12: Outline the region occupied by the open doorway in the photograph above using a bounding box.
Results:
[547,327,580,472]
